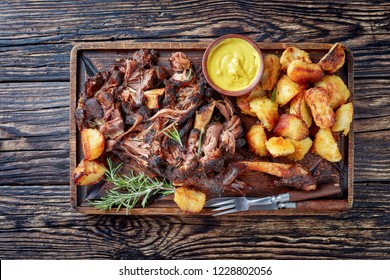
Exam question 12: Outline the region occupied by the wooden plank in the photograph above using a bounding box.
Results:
[0,40,388,82]
[1,0,388,46]
[0,82,69,153]
[0,183,389,259]
[0,1,389,81]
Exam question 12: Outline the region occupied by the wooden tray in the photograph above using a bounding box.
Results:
[70,41,354,215]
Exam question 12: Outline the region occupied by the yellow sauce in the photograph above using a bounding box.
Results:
[207,38,261,91]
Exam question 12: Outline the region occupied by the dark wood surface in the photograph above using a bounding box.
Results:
[0,0,389,259]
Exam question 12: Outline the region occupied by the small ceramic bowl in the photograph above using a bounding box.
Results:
[202,34,264,97]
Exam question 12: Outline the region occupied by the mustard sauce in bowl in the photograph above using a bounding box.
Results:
[202,34,264,96]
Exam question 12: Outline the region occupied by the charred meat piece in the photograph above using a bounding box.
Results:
[132,49,158,68]
[240,161,317,191]
[84,98,103,121]
[153,66,171,87]
[76,91,87,131]
[123,59,138,81]
[169,52,192,72]
[76,49,260,196]
[202,121,222,155]
[99,105,124,140]
[85,71,106,98]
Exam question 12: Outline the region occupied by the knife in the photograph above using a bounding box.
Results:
[205,182,342,208]
[249,199,348,212]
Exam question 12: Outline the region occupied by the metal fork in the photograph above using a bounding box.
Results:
[210,196,288,216]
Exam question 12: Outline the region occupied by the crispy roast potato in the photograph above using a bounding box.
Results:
[287,137,313,161]
[280,46,312,72]
[173,187,206,213]
[260,54,281,90]
[72,159,106,186]
[81,128,105,160]
[274,114,309,141]
[315,75,350,109]
[266,136,295,157]
[246,124,268,157]
[236,85,266,116]
[312,128,342,162]
[144,88,165,109]
[287,60,324,84]
[318,43,345,74]
[194,102,215,131]
[305,87,336,128]
[290,92,313,128]
[332,102,353,136]
[249,96,279,131]
[275,74,308,106]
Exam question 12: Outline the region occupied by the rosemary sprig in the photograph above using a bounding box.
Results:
[197,128,204,157]
[271,87,277,103]
[163,126,183,146]
[186,68,193,81]
[88,158,175,214]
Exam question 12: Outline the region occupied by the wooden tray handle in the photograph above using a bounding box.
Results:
[289,183,342,202]
[296,199,349,211]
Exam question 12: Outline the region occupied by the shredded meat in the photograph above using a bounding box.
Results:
[76,49,315,195]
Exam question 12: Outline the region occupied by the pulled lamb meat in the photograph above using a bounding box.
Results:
[76,49,314,195]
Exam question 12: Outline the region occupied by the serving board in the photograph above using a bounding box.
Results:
[70,41,354,215]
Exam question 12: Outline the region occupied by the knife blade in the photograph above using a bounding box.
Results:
[80,54,99,77]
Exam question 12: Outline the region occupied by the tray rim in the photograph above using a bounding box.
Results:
[70,41,354,216]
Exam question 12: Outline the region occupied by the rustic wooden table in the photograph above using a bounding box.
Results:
[1,1,389,259]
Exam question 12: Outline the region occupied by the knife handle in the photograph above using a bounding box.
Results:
[295,199,349,211]
[289,182,342,202]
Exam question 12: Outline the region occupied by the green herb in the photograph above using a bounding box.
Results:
[163,126,183,146]
[88,158,175,215]
[186,68,193,81]
[271,87,277,103]
[197,128,204,157]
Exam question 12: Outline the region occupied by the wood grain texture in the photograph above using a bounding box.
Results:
[0,183,389,259]
[0,0,389,81]
[1,0,389,259]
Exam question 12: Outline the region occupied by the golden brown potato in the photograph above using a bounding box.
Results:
[280,46,312,72]
[81,128,105,160]
[72,159,106,186]
[287,60,324,84]
[249,96,279,131]
[315,75,350,109]
[274,114,309,141]
[318,43,345,74]
[173,187,206,213]
[144,88,165,109]
[287,137,313,161]
[246,124,268,157]
[265,136,295,157]
[260,54,281,90]
[275,74,308,106]
[312,128,342,162]
[236,84,266,116]
[194,102,215,131]
[290,92,313,128]
[331,102,353,135]
[305,87,336,128]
